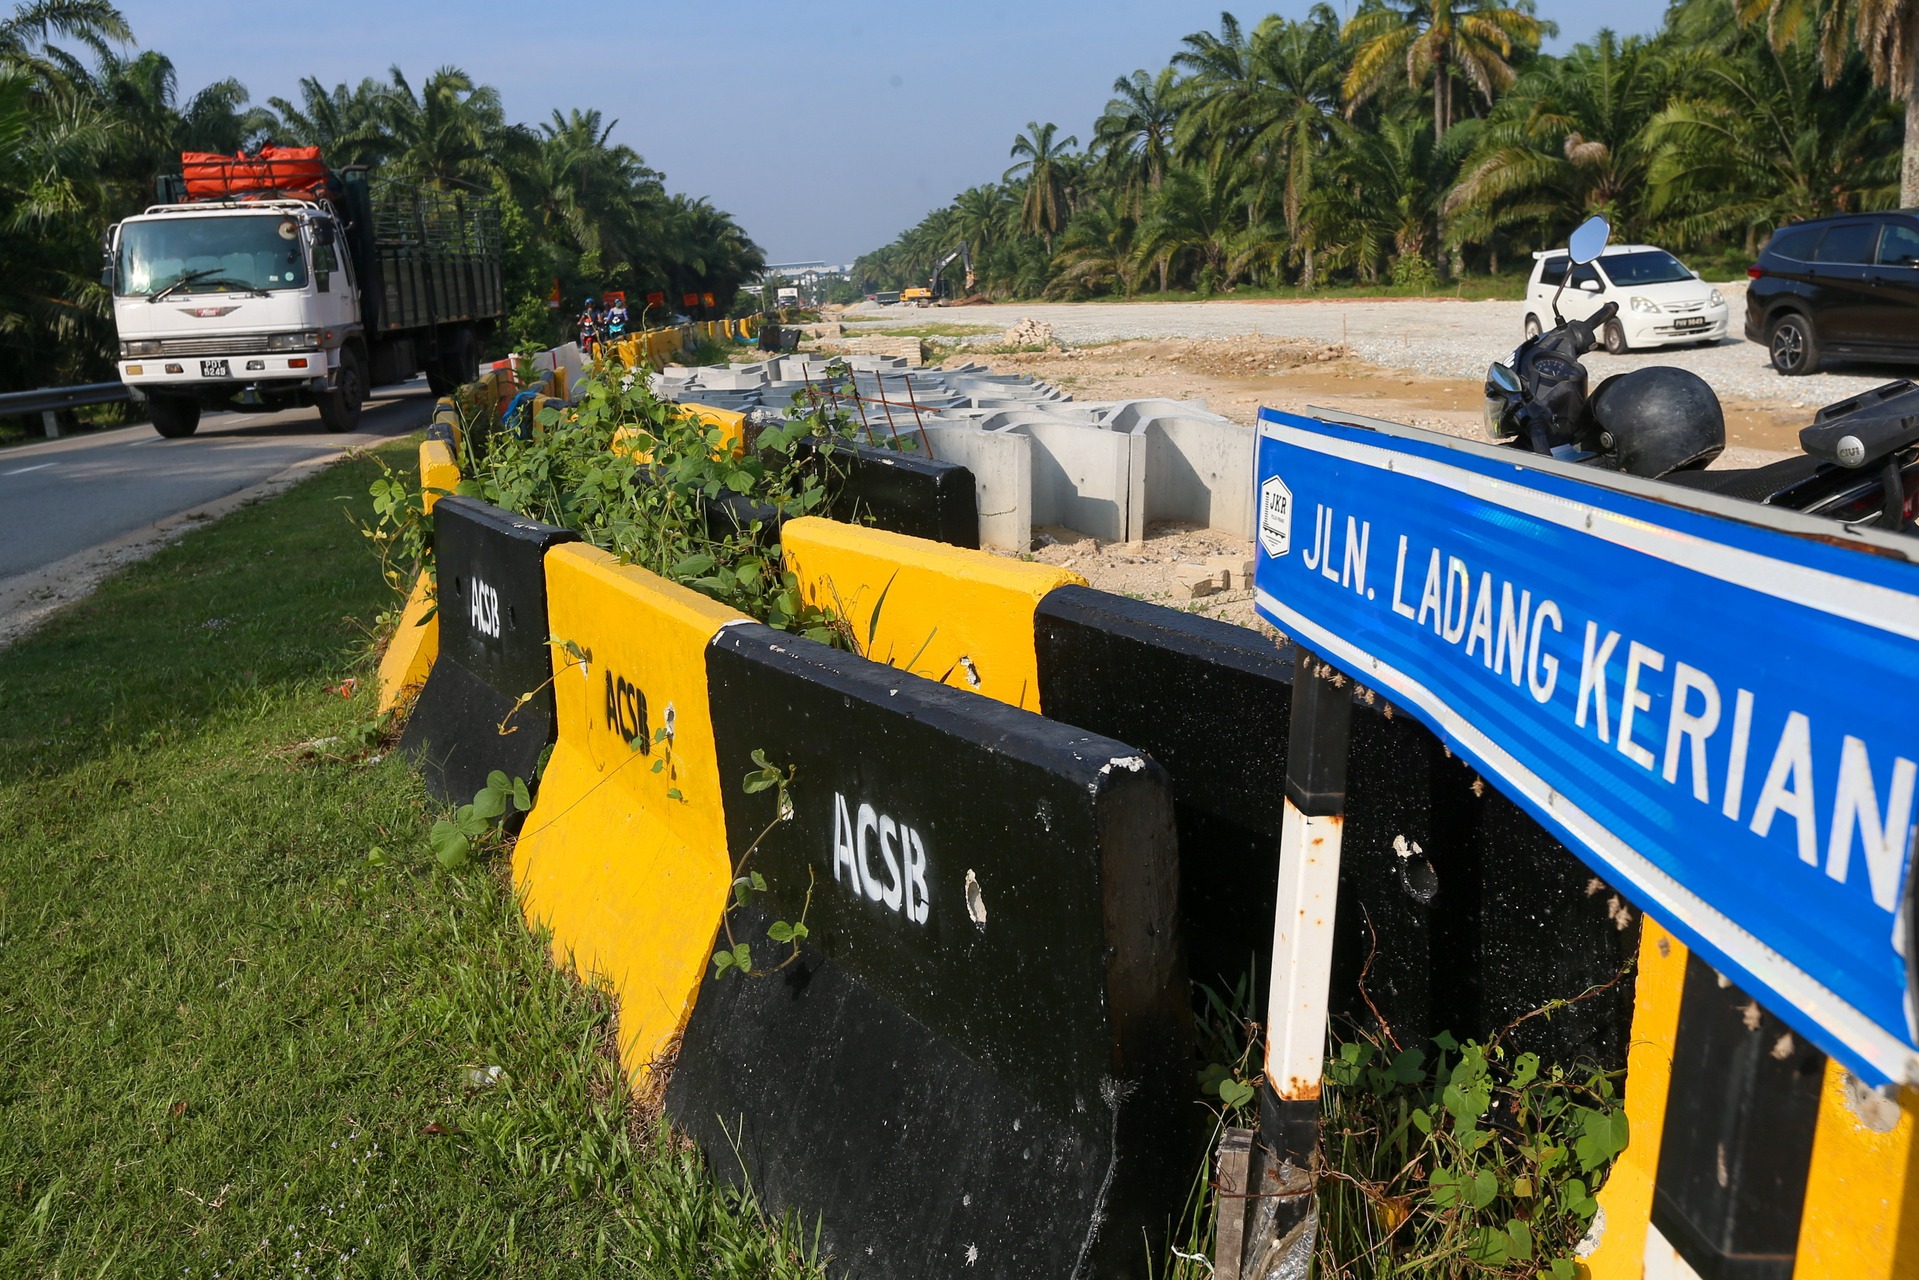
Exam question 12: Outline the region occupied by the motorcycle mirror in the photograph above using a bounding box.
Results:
[1568,215,1610,265]
[1487,362,1521,393]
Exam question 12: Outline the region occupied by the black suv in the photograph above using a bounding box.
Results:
[1745,211,1919,375]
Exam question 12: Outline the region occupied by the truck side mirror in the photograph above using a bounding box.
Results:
[313,220,335,247]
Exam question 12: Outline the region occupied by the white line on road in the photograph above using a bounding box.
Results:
[1,462,56,477]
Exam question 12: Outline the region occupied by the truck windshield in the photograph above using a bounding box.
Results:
[115,215,310,297]
[1597,250,1695,286]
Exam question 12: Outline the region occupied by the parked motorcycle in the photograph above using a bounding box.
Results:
[1484,215,1919,536]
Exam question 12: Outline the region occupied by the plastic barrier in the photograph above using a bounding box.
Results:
[1031,585,1637,1067]
[511,544,748,1083]
[398,497,578,803]
[778,515,1082,712]
[375,439,463,715]
[666,622,1203,1279]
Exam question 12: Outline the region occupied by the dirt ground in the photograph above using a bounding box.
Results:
[960,334,1806,456]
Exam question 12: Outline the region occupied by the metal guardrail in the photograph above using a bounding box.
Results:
[0,382,131,437]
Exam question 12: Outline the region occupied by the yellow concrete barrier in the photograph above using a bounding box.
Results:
[1588,917,1688,1280]
[377,439,463,715]
[1794,1064,1919,1275]
[511,544,748,1084]
[1588,915,1919,1279]
[778,516,1084,712]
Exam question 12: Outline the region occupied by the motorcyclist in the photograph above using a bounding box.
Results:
[606,297,628,340]
[578,296,601,353]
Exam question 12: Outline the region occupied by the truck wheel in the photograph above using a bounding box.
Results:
[1769,312,1820,376]
[318,348,366,432]
[433,329,475,396]
[148,395,201,438]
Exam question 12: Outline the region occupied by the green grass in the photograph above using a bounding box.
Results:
[0,439,823,1278]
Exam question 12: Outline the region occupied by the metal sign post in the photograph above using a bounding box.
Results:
[1240,644,1352,1279]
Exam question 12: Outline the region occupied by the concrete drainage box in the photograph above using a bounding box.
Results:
[667,622,1203,1280]
[398,496,577,804]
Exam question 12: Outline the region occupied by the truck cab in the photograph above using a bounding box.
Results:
[110,200,365,436]
[106,152,503,438]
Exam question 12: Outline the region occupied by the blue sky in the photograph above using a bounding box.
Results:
[111,0,1671,264]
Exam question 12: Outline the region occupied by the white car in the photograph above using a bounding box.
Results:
[1523,244,1729,352]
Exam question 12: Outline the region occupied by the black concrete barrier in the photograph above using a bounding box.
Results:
[398,496,577,804]
[834,443,979,549]
[1650,953,1825,1274]
[667,622,1202,1279]
[1033,584,1636,1069]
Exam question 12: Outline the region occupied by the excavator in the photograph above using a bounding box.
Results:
[901,242,974,307]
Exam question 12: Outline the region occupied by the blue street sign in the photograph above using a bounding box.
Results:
[1254,407,1919,1087]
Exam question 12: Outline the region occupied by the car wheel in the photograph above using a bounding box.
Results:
[1603,320,1629,355]
[1523,314,1542,340]
[1769,312,1820,376]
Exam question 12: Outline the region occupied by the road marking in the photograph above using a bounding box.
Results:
[1,462,56,477]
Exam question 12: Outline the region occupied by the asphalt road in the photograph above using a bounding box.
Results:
[0,380,432,583]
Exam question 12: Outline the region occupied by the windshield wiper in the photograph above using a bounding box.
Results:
[149,270,268,301]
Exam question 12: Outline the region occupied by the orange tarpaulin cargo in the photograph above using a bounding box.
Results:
[180,146,331,200]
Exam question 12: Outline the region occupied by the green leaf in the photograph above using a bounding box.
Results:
[1470,1168,1499,1210]
[511,777,532,811]
[470,786,507,822]
[767,920,795,944]
[1510,1051,1540,1090]
[429,821,471,869]
[1218,1079,1256,1110]
[486,769,510,793]
[711,948,735,977]
[651,757,665,774]
[731,943,752,974]
[733,876,756,908]
[1506,1219,1533,1261]
[1410,1107,1432,1135]
[455,804,489,838]
[666,787,684,801]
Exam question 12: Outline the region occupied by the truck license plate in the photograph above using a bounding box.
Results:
[200,358,230,377]
[1674,316,1707,331]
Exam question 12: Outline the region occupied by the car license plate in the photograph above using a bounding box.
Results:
[1674,316,1707,331]
[200,358,230,377]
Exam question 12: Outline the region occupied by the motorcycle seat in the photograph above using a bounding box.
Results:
[1660,454,1826,503]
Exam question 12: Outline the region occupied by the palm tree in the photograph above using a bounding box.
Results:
[382,65,534,189]
[1176,9,1348,286]
[1733,0,1919,204]
[1444,31,1672,252]
[267,75,396,166]
[1004,121,1078,254]
[1093,66,1179,212]
[1312,104,1446,281]
[0,0,127,78]
[1049,189,1142,297]
[1645,22,1899,249]
[1342,0,1549,143]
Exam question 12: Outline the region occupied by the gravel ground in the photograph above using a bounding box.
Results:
[846,287,1909,411]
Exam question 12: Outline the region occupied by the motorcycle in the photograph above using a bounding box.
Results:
[1483,215,1919,536]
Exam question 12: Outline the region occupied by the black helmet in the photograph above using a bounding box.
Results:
[1584,367,1725,478]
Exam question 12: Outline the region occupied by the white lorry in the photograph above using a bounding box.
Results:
[105,150,504,437]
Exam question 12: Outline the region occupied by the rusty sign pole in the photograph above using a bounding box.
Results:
[1243,643,1352,1279]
